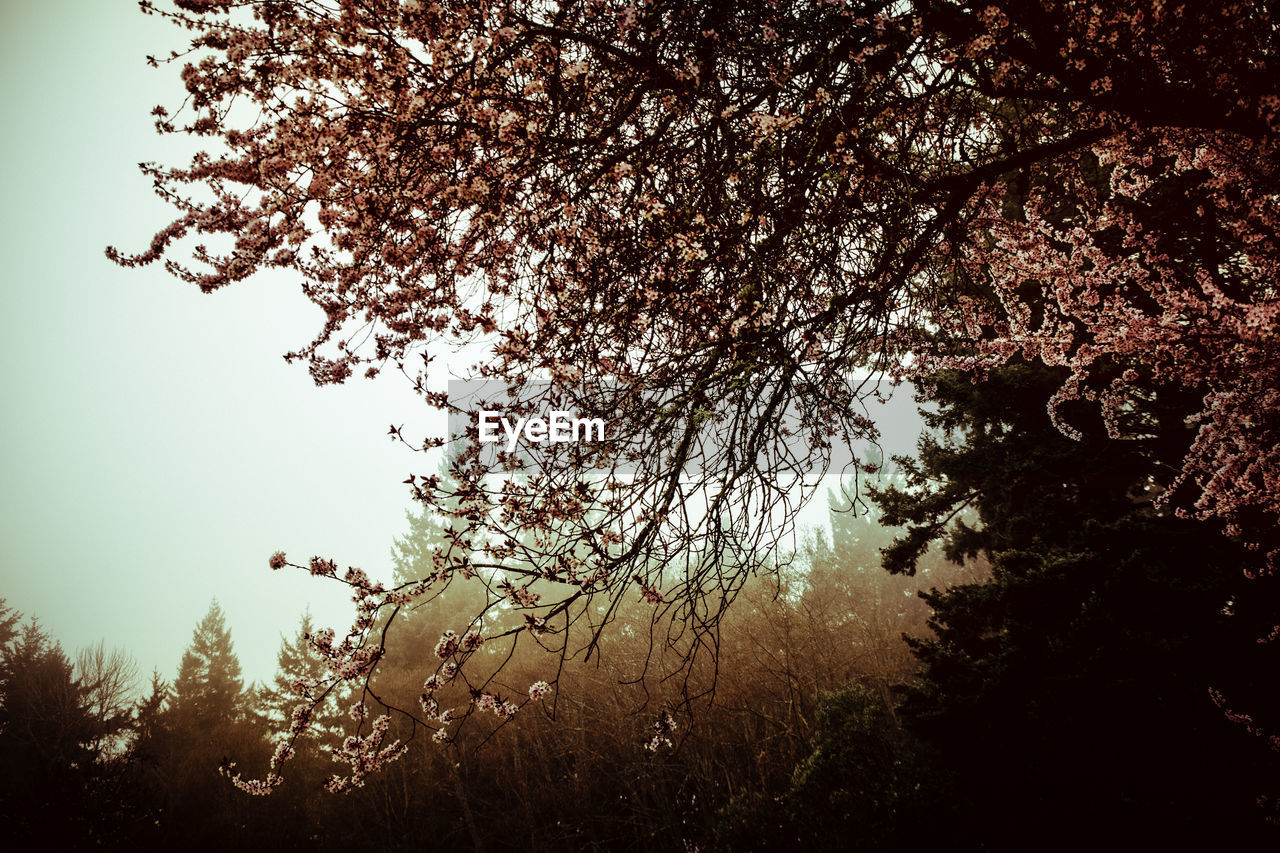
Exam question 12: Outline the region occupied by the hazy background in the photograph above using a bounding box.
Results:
[0,0,925,685]
[0,0,424,682]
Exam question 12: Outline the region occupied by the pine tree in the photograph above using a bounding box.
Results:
[128,670,170,779]
[157,600,269,847]
[0,599,19,649]
[258,609,349,747]
[870,361,1280,848]
[171,600,244,727]
[0,614,98,843]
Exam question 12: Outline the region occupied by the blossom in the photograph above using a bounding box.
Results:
[644,710,678,752]
[434,630,458,659]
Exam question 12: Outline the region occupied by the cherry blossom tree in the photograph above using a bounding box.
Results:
[110,0,1280,787]
[909,2,1280,570]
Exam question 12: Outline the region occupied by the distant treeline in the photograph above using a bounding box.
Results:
[2,363,1276,851]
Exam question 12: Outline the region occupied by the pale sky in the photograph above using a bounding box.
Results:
[0,0,926,688]
[0,0,421,684]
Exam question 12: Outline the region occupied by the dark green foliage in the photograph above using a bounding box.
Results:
[710,685,950,853]
[870,362,1280,849]
[786,684,946,853]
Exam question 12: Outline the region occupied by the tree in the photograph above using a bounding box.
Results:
[0,599,18,648]
[112,0,1280,782]
[159,601,272,842]
[0,615,99,842]
[781,684,944,853]
[0,605,144,845]
[258,610,352,746]
[75,640,140,758]
[171,599,246,727]
[801,475,979,702]
[869,362,1280,846]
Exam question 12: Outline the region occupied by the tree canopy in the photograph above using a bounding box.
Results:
[111,0,1280,787]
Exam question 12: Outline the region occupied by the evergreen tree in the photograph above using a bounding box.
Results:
[157,600,270,848]
[783,683,944,853]
[118,670,170,847]
[799,476,953,706]
[258,609,350,746]
[171,600,245,727]
[0,599,18,649]
[0,612,99,844]
[870,361,1280,849]
[132,670,169,752]
[128,669,170,787]
[249,611,362,847]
